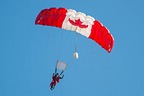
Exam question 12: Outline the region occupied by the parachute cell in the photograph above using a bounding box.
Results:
[35,7,114,53]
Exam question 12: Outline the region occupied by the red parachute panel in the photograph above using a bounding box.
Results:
[35,7,67,28]
[89,20,114,52]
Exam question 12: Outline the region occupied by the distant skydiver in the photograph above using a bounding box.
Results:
[50,60,67,90]
[50,72,64,90]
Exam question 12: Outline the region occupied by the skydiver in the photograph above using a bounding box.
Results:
[50,73,64,90]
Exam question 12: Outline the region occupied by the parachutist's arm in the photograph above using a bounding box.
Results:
[60,74,64,79]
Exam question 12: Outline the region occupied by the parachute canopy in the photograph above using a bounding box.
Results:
[56,60,67,71]
[35,7,114,53]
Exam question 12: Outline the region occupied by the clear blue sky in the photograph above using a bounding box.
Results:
[0,0,144,96]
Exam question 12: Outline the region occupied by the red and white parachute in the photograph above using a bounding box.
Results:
[35,7,114,53]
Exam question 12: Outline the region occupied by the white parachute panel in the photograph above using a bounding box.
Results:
[56,60,67,71]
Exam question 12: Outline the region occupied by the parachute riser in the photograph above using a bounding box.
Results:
[73,32,79,59]
[75,32,78,52]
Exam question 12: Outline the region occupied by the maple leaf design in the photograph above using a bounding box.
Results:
[68,18,88,28]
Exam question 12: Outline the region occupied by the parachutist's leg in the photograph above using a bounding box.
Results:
[50,87,53,90]
[50,83,55,90]
[50,86,53,90]
[52,85,55,89]
[50,84,53,90]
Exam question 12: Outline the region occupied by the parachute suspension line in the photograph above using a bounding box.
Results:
[56,30,65,60]
[55,68,57,74]
[55,60,58,73]
[55,31,60,61]
[60,71,64,75]
[75,32,78,52]
[73,32,79,59]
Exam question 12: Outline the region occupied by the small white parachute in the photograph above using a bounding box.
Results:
[56,60,67,71]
